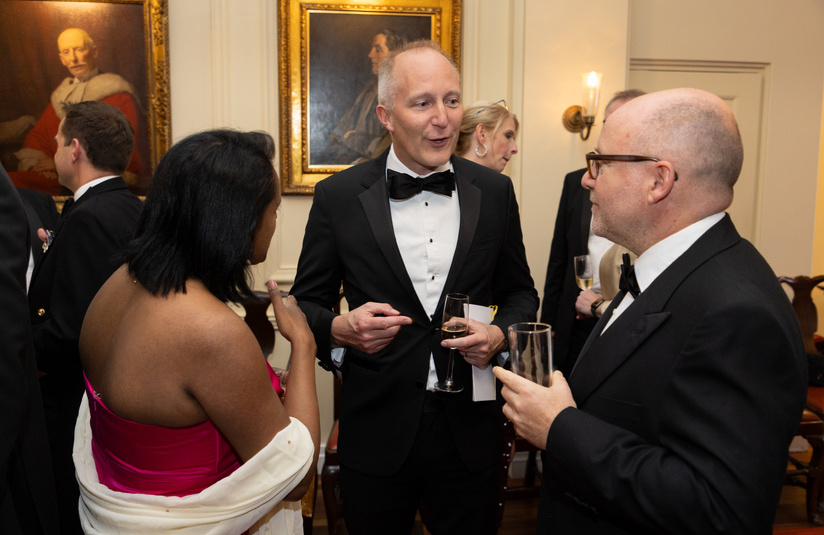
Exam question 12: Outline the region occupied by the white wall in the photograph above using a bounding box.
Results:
[629,0,824,278]
[168,0,824,444]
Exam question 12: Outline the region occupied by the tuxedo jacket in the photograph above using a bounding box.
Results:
[29,177,142,457]
[291,151,538,476]
[540,168,597,374]
[16,187,59,267]
[537,215,807,535]
[0,166,59,534]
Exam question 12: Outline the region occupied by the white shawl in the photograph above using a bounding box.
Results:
[73,395,314,534]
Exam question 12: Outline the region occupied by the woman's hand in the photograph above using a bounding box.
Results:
[267,280,316,354]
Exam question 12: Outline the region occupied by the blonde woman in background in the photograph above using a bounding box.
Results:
[455,100,519,172]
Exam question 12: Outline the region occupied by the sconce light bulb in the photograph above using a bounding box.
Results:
[581,71,603,119]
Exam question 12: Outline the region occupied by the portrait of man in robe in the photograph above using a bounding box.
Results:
[0,1,153,196]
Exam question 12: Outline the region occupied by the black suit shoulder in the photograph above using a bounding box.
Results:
[17,188,59,229]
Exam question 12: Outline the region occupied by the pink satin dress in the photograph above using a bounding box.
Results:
[84,365,284,497]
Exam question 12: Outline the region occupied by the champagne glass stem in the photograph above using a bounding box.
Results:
[445,349,457,386]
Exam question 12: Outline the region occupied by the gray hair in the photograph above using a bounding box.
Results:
[377,40,459,110]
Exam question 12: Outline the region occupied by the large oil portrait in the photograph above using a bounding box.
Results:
[0,0,170,199]
[278,0,462,194]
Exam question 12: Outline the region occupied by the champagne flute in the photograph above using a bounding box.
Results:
[574,255,593,291]
[435,293,467,393]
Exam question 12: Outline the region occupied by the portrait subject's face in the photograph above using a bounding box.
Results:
[377,48,462,176]
[368,33,390,75]
[58,29,98,78]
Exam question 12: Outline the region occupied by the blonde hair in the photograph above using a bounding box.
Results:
[455,101,519,156]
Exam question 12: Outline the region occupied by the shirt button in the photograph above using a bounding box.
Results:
[37,308,46,316]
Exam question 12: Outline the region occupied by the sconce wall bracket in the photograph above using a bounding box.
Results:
[562,105,595,141]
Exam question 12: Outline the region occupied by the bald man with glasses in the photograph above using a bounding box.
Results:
[497,88,806,534]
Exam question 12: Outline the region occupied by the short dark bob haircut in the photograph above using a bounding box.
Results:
[123,129,277,303]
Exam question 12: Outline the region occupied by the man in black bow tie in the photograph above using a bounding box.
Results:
[495,88,806,534]
[291,40,537,534]
[27,100,142,534]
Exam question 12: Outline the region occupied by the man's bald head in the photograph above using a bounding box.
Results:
[607,88,743,206]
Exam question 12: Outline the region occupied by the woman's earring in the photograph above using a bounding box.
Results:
[475,144,488,157]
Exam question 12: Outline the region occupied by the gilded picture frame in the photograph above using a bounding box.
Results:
[0,0,170,205]
[278,0,462,194]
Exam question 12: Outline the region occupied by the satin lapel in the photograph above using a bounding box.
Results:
[441,161,480,298]
[359,167,426,319]
[579,189,592,252]
[568,293,670,404]
[567,214,742,404]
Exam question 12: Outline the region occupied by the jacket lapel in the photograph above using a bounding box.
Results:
[568,214,742,404]
[358,155,428,320]
[441,157,480,300]
[579,189,592,253]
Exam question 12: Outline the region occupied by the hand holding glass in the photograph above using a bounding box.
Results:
[507,322,552,387]
[574,255,593,291]
[435,293,468,393]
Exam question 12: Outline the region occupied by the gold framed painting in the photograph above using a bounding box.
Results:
[0,0,170,203]
[278,0,462,194]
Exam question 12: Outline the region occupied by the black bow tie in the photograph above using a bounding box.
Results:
[387,169,454,200]
[619,253,641,298]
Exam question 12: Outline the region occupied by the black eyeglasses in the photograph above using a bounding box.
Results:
[585,151,677,180]
[474,99,507,115]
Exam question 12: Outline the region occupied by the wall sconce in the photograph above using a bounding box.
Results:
[562,71,603,141]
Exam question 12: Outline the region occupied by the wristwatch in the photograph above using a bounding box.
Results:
[590,298,605,317]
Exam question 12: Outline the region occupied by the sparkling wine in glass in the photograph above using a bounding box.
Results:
[435,293,467,393]
[574,255,593,291]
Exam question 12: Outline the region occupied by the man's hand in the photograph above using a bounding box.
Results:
[440,319,505,368]
[492,368,576,450]
[575,289,602,319]
[331,302,412,354]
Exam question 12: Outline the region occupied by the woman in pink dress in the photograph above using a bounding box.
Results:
[75,129,319,534]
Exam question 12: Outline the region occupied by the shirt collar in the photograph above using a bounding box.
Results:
[634,212,725,292]
[74,175,118,201]
[386,145,452,178]
[72,68,100,84]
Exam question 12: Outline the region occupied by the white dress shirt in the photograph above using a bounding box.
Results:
[74,175,118,200]
[603,212,725,332]
[387,147,459,390]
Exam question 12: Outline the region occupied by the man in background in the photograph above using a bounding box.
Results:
[10,28,147,195]
[292,40,537,534]
[29,100,142,533]
[495,88,806,534]
[540,89,644,375]
[0,162,59,534]
[16,187,59,289]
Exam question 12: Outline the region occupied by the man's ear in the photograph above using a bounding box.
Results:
[648,162,676,204]
[376,105,394,132]
[70,138,83,164]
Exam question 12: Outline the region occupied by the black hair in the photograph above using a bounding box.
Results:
[123,129,277,303]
